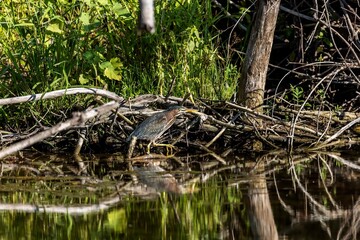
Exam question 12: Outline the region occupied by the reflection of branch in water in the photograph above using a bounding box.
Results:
[183,141,227,165]
[337,197,360,240]
[273,173,295,217]
[326,153,360,171]
[0,163,41,176]
[260,151,360,238]
[184,165,236,186]
[290,158,334,216]
[318,154,334,184]
[250,152,319,176]
[317,155,338,209]
[0,196,122,215]
[278,153,360,228]
[252,153,333,221]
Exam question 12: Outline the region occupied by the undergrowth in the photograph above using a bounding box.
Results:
[0,0,239,100]
[0,0,241,130]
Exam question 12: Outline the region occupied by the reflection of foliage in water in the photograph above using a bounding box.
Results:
[122,177,247,239]
[0,166,249,239]
[0,152,360,239]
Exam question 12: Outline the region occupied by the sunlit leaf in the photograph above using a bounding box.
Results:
[112,3,130,18]
[104,67,121,81]
[97,0,109,6]
[82,0,93,7]
[100,58,122,81]
[79,74,89,84]
[110,57,122,69]
[188,40,195,52]
[79,12,90,26]
[46,23,63,34]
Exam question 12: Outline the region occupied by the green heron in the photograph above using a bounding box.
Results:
[127,106,198,158]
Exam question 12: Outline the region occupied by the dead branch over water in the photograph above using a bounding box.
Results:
[0,87,360,159]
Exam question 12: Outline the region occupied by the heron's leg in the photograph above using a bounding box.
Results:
[146,142,152,154]
[166,144,174,156]
[127,137,137,159]
[153,143,175,156]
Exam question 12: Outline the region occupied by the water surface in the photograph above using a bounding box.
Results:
[0,151,359,239]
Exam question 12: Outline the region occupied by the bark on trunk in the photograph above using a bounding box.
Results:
[138,0,155,34]
[238,0,281,113]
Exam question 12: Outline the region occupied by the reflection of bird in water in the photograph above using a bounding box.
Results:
[127,106,198,159]
[134,164,198,194]
[134,165,183,194]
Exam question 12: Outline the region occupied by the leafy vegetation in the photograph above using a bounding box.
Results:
[1,0,359,143]
[0,0,238,100]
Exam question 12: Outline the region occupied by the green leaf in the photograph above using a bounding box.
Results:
[84,50,105,64]
[113,3,130,18]
[188,40,195,52]
[79,12,90,26]
[46,23,63,34]
[100,58,123,81]
[99,61,112,70]
[82,0,94,7]
[104,67,121,81]
[110,57,122,69]
[79,74,89,84]
[14,23,34,27]
[97,0,109,6]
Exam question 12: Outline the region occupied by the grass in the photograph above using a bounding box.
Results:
[0,0,239,100]
[0,0,241,130]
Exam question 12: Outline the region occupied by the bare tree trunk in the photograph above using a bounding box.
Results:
[138,0,155,34]
[237,0,280,151]
[238,0,281,113]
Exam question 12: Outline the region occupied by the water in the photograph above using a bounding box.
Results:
[0,151,359,239]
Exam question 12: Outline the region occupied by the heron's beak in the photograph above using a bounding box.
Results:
[185,109,206,119]
[185,109,199,113]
